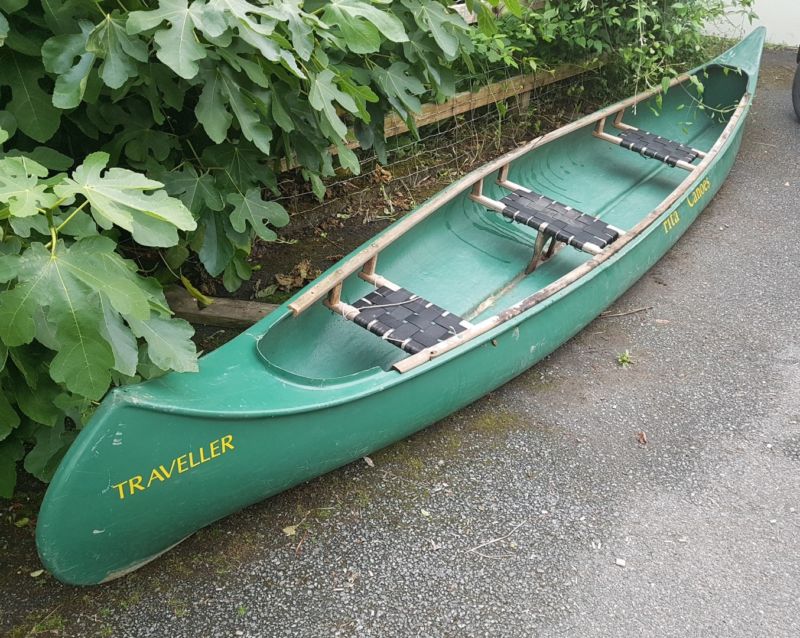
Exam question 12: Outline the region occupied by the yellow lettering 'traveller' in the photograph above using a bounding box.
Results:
[112,435,235,500]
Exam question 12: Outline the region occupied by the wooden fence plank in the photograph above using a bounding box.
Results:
[383,61,599,138]
[166,287,278,329]
[280,59,599,172]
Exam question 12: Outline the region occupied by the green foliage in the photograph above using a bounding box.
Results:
[0,148,198,497]
[0,0,495,291]
[467,0,755,92]
[0,1,497,495]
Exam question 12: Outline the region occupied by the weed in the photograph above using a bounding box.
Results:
[617,350,634,368]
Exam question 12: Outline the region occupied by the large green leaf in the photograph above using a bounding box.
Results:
[262,0,318,61]
[372,61,425,121]
[41,21,96,108]
[196,66,273,154]
[87,12,148,89]
[24,420,76,482]
[0,390,20,441]
[0,242,118,397]
[128,315,198,372]
[9,367,61,425]
[0,49,61,142]
[202,0,305,78]
[0,156,59,218]
[196,67,234,143]
[201,142,271,192]
[160,165,224,214]
[227,187,289,241]
[401,0,467,60]
[197,209,234,277]
[54,152,197,247]
[0,255,20,282]
[322,0,408,54]
[309,69,359,139]
[127,0,208,80]
[48,307,114,400]
[98,296,138,377]
[0,239,152,380]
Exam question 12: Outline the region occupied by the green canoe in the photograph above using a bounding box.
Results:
[36,29,765,585]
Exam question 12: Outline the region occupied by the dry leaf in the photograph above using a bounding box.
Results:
[282,525,298,537]
[637,431,648,445]
[274,259,321,292]
[363,456,374,467]
[373,165,392,184]
[29,569,44,578]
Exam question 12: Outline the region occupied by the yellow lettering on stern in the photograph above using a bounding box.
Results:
[209,439,220,458]
[687,178,711,208]
[128,475,145,495]
[662,210,681,234]
[221,435,235,453]
[146,467,165,488]
[112,482,127,500]
[159,460,176,479]
[110,435,236,501]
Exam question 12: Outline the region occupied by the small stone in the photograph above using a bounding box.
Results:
[29,569,44,578]
[615,558,626,568]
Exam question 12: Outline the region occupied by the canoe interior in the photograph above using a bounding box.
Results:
[259,65,749,381]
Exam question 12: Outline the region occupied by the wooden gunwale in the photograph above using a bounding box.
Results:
[288,71,694,317]
[393,93,750,372]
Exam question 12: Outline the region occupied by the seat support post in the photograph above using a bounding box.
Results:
[526,232,549,275]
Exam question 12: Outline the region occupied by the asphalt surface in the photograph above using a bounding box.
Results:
[2,49,799,638]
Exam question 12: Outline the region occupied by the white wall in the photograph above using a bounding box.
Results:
[708,0,800,46]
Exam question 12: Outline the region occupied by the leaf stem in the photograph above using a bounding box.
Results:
[55,200,90,234]
[44,200,90,252]
[44,207,57,255]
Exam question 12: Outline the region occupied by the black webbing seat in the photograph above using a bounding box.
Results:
[618,129,700,167]
[349,286,470,354]
[500,190,620,255]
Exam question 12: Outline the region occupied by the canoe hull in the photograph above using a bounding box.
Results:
[36,118,745,585]
[36,32,763,585]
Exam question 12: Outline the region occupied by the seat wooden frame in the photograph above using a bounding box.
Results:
[470,164,625,274]
[592,108,707,172]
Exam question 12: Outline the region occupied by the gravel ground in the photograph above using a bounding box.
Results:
[2,49,799,638]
